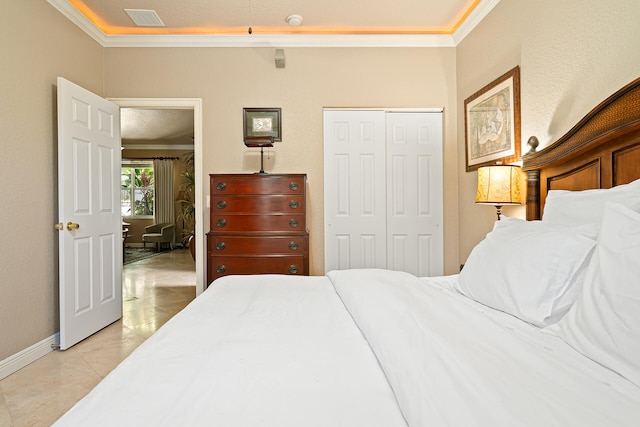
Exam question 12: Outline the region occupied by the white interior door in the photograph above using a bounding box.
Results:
[324,110,443,276]
[386,112,443,276]
[57,77,122,350]
[324,110,387,271]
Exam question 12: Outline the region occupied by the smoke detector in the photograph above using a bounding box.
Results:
[285,15,303,27]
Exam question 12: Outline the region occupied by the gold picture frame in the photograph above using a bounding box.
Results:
[464,66,520,172]
[243,108,282,142]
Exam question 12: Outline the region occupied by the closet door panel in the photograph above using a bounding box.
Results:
[324,110,386,272]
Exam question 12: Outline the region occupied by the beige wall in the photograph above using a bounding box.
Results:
[456,0,640,262]
[0,1,104,359]
[103,47,460,277]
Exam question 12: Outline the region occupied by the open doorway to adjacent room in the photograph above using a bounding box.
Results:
[112,98,204,334]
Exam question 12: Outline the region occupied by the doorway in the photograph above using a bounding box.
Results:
[110,98,205,296]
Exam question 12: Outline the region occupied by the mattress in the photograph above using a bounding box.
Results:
[54,270,640,426]
[53,274,407,426]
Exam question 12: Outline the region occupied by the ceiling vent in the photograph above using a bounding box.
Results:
[124,9,165,27]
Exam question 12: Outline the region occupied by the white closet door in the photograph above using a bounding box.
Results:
[324,110,387,272]
[324,109,443,276]
[386,112,443,276]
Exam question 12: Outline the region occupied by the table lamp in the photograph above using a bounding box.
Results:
[476,164,522,220]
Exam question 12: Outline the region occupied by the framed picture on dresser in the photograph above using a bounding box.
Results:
[243,108,282,141]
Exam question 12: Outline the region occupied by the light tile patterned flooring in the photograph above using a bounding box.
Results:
[0,248,196,427]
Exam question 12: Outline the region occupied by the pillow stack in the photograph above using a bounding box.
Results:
[549,202,640,387]
[454,217,596,327]
[455,178,640,386]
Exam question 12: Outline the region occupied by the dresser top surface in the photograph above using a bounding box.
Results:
[210,173,306,177]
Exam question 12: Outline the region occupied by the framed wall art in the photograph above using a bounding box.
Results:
[243,108,282,142]
[464,66,520,172]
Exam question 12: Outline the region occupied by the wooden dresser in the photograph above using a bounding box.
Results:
[207,174,309,286]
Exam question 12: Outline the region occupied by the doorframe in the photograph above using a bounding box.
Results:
[109,98,205,296]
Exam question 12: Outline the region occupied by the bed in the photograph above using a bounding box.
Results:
[54,79,640,426]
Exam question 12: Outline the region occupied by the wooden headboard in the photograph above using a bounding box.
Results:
[522,77,640,220]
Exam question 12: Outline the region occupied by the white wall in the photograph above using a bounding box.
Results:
[521,0,640,144]
[457,0,640,263]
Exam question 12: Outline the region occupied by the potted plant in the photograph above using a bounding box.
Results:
[177,152,196,260]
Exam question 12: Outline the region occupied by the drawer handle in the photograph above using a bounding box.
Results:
[216,182,227,191]
[288,265,299,274]
[289,200,299,209]
[216,219,227,228]
[215,242,226,251]
[216,265,226,274]
[288,241,299,251]
[289,182,299,191]
[216,200,227,209]
[289,218,299,228]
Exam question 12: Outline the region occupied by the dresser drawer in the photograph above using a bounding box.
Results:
[211,214,306,233]
[211,174,305,195]
[208,173,309,286]
[212,195,305,214]
[208,255,306,283]
[208,234,308,255]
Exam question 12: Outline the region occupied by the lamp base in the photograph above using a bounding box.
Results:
[495,205,503,220]
[256,146,268,174]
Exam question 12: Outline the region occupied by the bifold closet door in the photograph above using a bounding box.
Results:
[324,110,443,276]
[385,112,443,277]
[323,110,387,272]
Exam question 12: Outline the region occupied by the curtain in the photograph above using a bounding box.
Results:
[153,159,175,225]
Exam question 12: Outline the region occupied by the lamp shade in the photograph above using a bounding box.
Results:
[476,165,522,205]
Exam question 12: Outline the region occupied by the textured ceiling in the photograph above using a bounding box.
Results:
[64,0,480,36]
[121,109,194,147]
[48,0,500,47]
[70,0,495,146]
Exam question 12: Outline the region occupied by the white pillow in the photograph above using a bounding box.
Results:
[454,217,597,327]
[548,202,640,387]
[543,178,640,227]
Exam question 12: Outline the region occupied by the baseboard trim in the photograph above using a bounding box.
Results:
[0,333,59,380]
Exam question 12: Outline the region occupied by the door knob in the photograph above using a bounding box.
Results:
[66,222,80,231]
[54,223,64,231]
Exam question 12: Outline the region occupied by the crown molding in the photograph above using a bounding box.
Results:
[47,0,108,45]
[48,0,499,48]
[100,33,456,48]
[452,0,501,45]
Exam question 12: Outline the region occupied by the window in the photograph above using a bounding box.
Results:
[121,162,154,218]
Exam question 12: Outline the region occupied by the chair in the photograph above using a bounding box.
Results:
[142,223,175,252]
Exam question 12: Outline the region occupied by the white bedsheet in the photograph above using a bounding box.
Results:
[53,275,407,427]
[329,269,640,427]
[55,270,640,426]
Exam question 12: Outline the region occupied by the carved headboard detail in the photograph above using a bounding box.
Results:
[522,77,640,220]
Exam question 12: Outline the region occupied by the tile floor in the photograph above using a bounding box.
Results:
[0,248,196,427]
